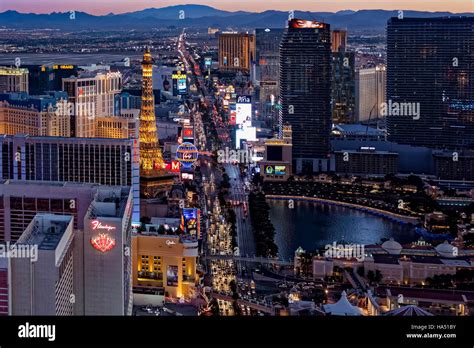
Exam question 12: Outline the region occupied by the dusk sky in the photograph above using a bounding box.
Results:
[1,0,472,15]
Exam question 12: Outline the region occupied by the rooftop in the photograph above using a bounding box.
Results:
[17,213,72,251]
[373,254,400,265]
[87,187,130,219]
[333,124,385,137]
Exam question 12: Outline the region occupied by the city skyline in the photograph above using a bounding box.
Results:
[1,0,473,15]
[0,0,474,337]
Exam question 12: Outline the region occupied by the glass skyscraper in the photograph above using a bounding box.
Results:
[254,28,284,127]
[386,17,474,149]
[279,19,332,173]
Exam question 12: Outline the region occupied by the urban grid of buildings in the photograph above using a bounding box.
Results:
[0,11,473,318]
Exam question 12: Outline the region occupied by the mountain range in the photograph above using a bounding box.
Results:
[0,5,472,31]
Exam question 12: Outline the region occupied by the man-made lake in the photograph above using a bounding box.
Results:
[268,199,418,261]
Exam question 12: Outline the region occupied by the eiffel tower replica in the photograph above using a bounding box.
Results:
[139,47,173,198]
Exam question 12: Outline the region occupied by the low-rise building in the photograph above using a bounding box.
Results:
[260,124,293,181]
[132,230,198,300]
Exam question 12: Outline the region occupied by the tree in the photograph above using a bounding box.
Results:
[157,225,166,235]
[374,270,383,283]
[367,270,375,283]
[232,300,242,316]
[407,175,424,190]
[210,298,220,316]
[312,289,325,304]
[229,279,237,294]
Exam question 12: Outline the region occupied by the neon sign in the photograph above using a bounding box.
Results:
[91,234,116,252]
[171,160,181,173]
[166,240,176,246]
[176,142,199,169]
[91,220,116,231]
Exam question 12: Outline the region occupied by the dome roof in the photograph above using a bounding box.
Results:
[435,240,456,258]
[382,238,402,255]
[295,246,305,255]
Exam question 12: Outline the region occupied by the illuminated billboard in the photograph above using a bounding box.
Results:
[230,104,237,125]
[236,95,252,126]
[183,127,194,140]
[265,165,286,175]
[182,208,200,237]
[176,142,199,169]
[181,172,194,181]
[167,265,179,287]
[235,126,257,149]
[289,19,327,29]
[172,71,187,96]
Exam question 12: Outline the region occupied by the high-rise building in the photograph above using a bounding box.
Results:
[0,67,29,94]
[0,92,71,137]
[24,64,78,95]
[0,135,136,185]
[280,19,332,174]
[218,33,255,73]
[355,65,386,122]
[0,180,99,243]
[332,50,355,124]
[115,92,142,114]
[433,151,474,181]
[254,28,284,125]
[331,30,347,53]
[83,187,133,315]
[0,258,8,315]
[63,71,122,137]
[11,214,75,315]
[1,183,134,315]
[139,49,168,199]
[386,17,474,149]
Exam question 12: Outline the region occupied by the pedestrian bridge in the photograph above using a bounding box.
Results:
[212,292,274,315]
[201,254,294,266]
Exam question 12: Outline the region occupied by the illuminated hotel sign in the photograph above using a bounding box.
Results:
[171,160,181,173]
[53,65,74,70]
[289,19,327,29]
[91,220,117,231]
[172,73,186,79]
[166,240,176,246]
[91,234,116,253]
[236,95,251,104]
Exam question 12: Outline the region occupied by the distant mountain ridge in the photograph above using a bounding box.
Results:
[0,5,472,31]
